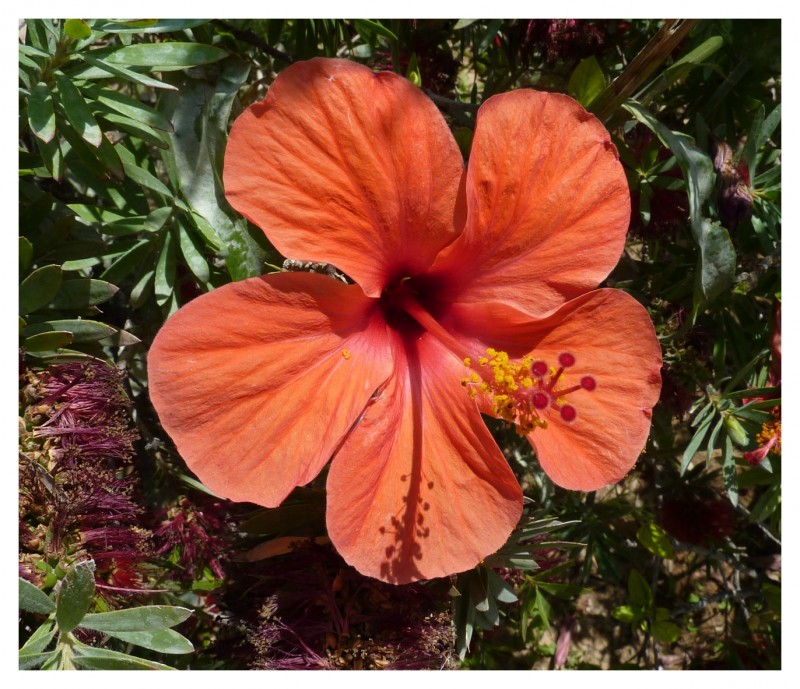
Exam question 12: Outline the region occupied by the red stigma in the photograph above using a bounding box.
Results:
[580,376,597,391]
[559,352,576,367]
[560,405,577,422]
[532,361,548,377]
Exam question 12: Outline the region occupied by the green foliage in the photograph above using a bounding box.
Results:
[18,563,194,670]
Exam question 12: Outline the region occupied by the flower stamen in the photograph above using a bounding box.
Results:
[462,349,596,435]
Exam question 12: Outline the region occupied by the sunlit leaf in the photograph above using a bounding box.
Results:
[54,73,103,148]
[55,560,95,633]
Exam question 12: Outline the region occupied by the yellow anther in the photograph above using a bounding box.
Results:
[463,357,471,367]
[470,372,480,383]
[478,356,488,366]
[342,349,352,359]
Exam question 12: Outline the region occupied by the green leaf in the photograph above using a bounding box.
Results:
[145,207,174,233]
[23,319,117,343]
[353,19,398,42]
[25,19,52,53]
[19,620,56,655]
[24,330,74,352]
[79,605,193,632]
[627,569,653,609]
[611,604,640,623]
[97,112,170,149]
[154,229,178,306]
[49,279,118,309]
[71,644,176,670]
[478,18,503,53]
[749,483,780,523]
[53,72,103,148]
[93,19,209,34]
[659,36,723,88]
[680,410,715,474]
[724,413,749,447]
[188,211,223,252]
[405,52,422,87]
[696,220,736,302]
[568,56,607,107]
[19,577,56,614]
[55,560,95,633]
[84,83,173,131]
[637,522,674,559]
[611,605,644,624]
[623,100,714,243]
[177,222,210,283]
[20,264,63,314]
[763,582,781,615]
[35,135,64,181]
[99,240,152,286]
[453,19,480,30]
[722,434,738,506]
[101,216,151,237]
[78,51,177,91]
[105,628,194,654]
[28,82,56,143]
[130,269,154,309]
[159,58,269,279]
[19,236,33,273]
[651,619,681,644]
[64,19,92,39]
[486,568,518,604]
[114,143,174,198]
[19,650,58,670]
[105,42,228,70]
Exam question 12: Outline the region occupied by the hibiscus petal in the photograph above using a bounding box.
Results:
[326,333,523,584]
[148,272,393,506]
[224,58,465,297]
[443,289,661,490]
[431,90,631,318]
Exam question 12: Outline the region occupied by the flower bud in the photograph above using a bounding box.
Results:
[712,140,753,231]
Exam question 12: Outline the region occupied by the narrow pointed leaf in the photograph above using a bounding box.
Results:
[23,319,116,343]
[105,42,227,70]
[35,135,64,181]
[79,51,177,91]
[84,83,173,131]
[99,240,152,285]
[71,645,176,670]
[154,229,177,306]
[114,143,173,198]
[48,279,118,309]
[79,605,192,632]
[54,73,103,148]
[177,222,210,283]
[24,330,74,352]
[19,621,56,654]
[97,112,170,149]
[92,19,209,33]
[19,650,58,670]
[104,628,194,654]
[28,82,56,142]
[159,57,266,279]
[19,577,55,614]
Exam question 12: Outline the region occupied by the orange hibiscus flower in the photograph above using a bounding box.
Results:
[148,58,661,584]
